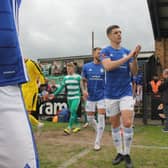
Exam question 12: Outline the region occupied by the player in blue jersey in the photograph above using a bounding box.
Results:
[82,47,106,151]
[100,25,141,168]
[133,72,143,106]
[0,1,39,167]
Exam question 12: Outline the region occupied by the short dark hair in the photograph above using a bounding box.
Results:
[106,25,120,35]
[92,47,101,52]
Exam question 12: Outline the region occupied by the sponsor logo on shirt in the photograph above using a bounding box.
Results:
[3,71,16,75]
[90,75,103,81]
[89,68,92,71]
[123,54,127,58]
[3,70,16,77]
[120,65,127,69]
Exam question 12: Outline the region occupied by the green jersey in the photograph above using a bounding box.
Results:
[54,74,82,100]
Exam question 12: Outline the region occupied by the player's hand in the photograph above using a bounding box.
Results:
[48,94,55,100]
[132,45,141,58]
[83,91,88,100]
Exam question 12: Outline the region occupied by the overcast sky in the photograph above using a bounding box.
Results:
[19,0,154,60]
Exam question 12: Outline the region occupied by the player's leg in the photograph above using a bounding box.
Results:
[28,114,44,129]
[120,96,135,168]
[94,100,106,150]
[0,85,39,168]
[29,113,39,126]
[106,99,124,165]
[82,101,89,128]
[64,99,73,134]
[65,99,80,134]
[25,92,43,129]
[72,99,81,133]
[83,112,89,128]
[31,92,44,129]
[85,101,97,131]
[22,88,41,127]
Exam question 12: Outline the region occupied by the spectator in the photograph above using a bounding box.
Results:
[149,75,162,119]
[45,78,51,92]
[157,103,165,125]
[135,72,143,105]
[159,69,168,132]
[39,84,49,102]
[51,61,60,75]
[149,75,161,94]
[50,80,57,93]
[74,62,81,74]
[62,62,67,75]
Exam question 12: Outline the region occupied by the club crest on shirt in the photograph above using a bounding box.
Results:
[89,68,92,72]
[100,68,104,73]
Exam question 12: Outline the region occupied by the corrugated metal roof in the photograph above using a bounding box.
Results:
[147,0,168,39]
[137,52,154,58]
[38,51,154,63]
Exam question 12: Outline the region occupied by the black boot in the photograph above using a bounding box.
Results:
[112,153,124,165]
[124,154,133,168]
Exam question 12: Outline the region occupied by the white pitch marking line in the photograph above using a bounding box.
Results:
[47,139,168,150]
[132,145,168,150]
[58,148,91,168]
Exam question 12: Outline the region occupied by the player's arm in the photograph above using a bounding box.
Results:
[81,65,89,99]
[53,78,65,96]
[79,75,86,95]
[80,78,86,94]
[129,45,141,76]
[81,78,89,100]
[101,45,141,71]
[82,78,88,92]
[129,58,138,76]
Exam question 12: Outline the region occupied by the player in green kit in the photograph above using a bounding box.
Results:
[53,62,84,135]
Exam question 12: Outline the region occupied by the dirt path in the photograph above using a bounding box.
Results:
[35,128,168,150]
[35,129,113,147]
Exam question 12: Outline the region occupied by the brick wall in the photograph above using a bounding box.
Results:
[155,38,168,69]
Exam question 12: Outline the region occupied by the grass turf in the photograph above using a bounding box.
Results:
[34,122,168,168]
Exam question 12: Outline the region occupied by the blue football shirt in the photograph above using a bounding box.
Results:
[0,0,28,86]
[82,61,105,101]
[100,46,133,99]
